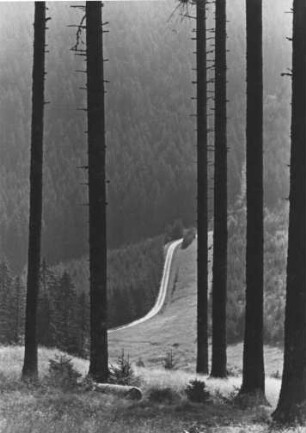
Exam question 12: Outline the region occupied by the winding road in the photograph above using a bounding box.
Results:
[108,238,183,334]
[109,231,213,334]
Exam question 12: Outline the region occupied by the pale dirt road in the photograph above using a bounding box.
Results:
[108,238,183,334]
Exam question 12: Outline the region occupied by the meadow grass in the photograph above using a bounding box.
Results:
[0,346,304,433]
[0,238,300,432]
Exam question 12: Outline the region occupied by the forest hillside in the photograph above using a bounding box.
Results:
[108,209,288,369]
[0,0,291,271]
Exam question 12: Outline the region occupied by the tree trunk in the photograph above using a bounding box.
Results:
[86,1,108,383]
[272,0,306,423]
[22,1,46,379]
[196,0,209,375]
[240,0,265,396]
[211,0,227,379]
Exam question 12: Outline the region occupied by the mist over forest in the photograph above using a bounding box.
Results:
[0,0,291,271]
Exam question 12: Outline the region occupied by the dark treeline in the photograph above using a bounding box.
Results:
[0,236,164,357]
[0,217,288,351]
[0,0,291,271]
[226,202,288,346]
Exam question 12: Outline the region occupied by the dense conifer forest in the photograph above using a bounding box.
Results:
[0,0,291,271]
[0,236,164,356]
[0,0,305,428]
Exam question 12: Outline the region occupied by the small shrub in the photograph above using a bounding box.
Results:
[147,386,180,404]
[185,379,210,403]
[181,227,196,250]
[163,350,176,370]
[109,350,140,386]
[47,354,81,390]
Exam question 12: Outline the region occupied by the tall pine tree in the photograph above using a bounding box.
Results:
[196,0,209,375]
[22,1,47,379]
[86,1,108,382]
[178,0,209,375]
[240,0,265,398]
[272,0,306,423]
[211,0,227,379]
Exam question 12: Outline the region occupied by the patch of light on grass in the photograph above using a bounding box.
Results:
[265,377,281,408]
[0,346,89,380]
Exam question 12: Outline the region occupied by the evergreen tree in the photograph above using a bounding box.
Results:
[272,0,306,423]
[211,0,227,378]
[178,0,209,375]
[37,262,57,347]
[0,263,25,345]
[196,0,209,375]
[77,292,90,357]
[240,0,265,397]
[52,271,79,354]
[0,261,13,343]
[11,276,24,344]
[22,1,47,379]
[86,1,108,382]
[37,291,52,346]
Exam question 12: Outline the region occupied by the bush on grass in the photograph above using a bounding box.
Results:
[185,379,210,403]
[109,350,140,387]
[47,354,81,390]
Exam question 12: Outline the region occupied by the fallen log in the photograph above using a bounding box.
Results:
[93,383,142,400]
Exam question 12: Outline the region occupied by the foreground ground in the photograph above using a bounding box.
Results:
[0,239,292,432]
[0,346,305,433]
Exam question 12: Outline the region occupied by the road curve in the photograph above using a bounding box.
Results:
[108,238,183,334]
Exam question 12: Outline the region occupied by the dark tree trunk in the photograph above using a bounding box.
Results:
[211,0,227,379]
[240,0,265,396]
[196,0,209,375]
[22,1,46,379]
[272,0,306,423]
[86,1,108,382]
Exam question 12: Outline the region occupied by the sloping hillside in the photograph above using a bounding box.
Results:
[109,237,284,376]
[0,0,292,270]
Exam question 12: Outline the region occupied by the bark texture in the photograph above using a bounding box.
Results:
[86,1,108,382]
[272,0,306,423]
[22,1,46,379]
[211,0,227,379]
[196,0,209,375]
[240,0,265,396]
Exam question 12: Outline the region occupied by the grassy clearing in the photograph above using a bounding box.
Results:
[0,238,297,432]
[0,346,303,433]
[109,238,284,377]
